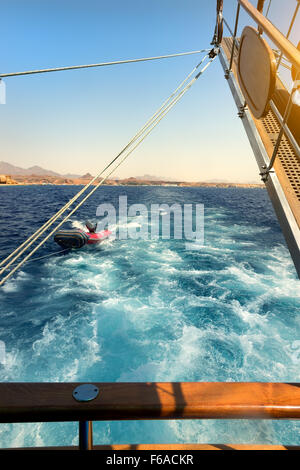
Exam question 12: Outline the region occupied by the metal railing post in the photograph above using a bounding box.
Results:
[79,421,93,450]
[276,0,300,70]
[260,66,299,181]
[72,384,99,450]
[226,3,241,78]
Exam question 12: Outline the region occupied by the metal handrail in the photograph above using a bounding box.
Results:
[221,0,300,179]
[238,0,300,72]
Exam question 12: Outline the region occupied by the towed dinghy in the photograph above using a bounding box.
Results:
[85,229,111,245]
[54,220,111,249]
[84,220,112,245]
[54,229,89,249]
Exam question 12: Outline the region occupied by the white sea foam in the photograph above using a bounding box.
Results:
[0,270,30,293]
[0,349,20,381]
[230,300,268,327]
[1,189,300,446]
[71,220,86,231]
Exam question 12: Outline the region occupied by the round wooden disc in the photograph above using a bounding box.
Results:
[237,26,277,119]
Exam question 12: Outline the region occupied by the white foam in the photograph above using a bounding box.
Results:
[71,220,86,231]
[230,299,268,327]
[0,349,20,381]
[0,271,30,293]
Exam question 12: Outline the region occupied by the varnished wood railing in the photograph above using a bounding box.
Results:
[0,382,299,450]
[0,382,300,423]
[238,0,300,71]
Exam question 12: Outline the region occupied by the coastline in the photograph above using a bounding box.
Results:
[0,169,264,188]
[0,181,265,189]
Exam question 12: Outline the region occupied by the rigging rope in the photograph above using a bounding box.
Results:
[7,248,70,267]
[0,49,218,286]
[0,53,209,275]
[0,50,209,78]
[265,0,272,18]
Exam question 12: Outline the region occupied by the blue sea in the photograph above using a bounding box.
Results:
[0,185,299,448]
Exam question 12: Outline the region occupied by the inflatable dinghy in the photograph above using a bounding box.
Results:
[54,229,88,249]
[54,224,111,249]
[85,229,111,245]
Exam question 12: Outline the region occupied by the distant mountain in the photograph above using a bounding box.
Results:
[0,161,60,176]
[0,161,80,178]
[0,162,261,185]
[133,174,177,181]
[63,173,81,178]
[0,163,176,182]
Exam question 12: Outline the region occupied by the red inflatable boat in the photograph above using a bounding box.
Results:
[86,229,111,245]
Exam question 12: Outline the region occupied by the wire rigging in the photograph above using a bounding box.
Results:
[0,53,209,275]
[265,0,272,18]
[0,49,218,286]
[276,0,300,70]
[0,50,209,78]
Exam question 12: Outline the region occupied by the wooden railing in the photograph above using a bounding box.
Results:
[0,382,300,449]
[238,0,300,71]
[1,382,300,422]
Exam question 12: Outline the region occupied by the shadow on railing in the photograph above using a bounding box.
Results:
[0,382,299,450]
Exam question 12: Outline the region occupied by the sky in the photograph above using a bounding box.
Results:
[0,0,299,182]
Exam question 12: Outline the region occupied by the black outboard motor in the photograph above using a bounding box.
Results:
[85,220,97,233]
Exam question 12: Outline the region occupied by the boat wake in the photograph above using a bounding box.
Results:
[0,186,299,447]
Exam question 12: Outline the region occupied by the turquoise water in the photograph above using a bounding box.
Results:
[0,185,299,447]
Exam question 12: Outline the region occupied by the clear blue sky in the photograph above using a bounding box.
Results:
[0,0,298,182]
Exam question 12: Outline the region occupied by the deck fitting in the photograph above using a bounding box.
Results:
[72,384,99,402]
